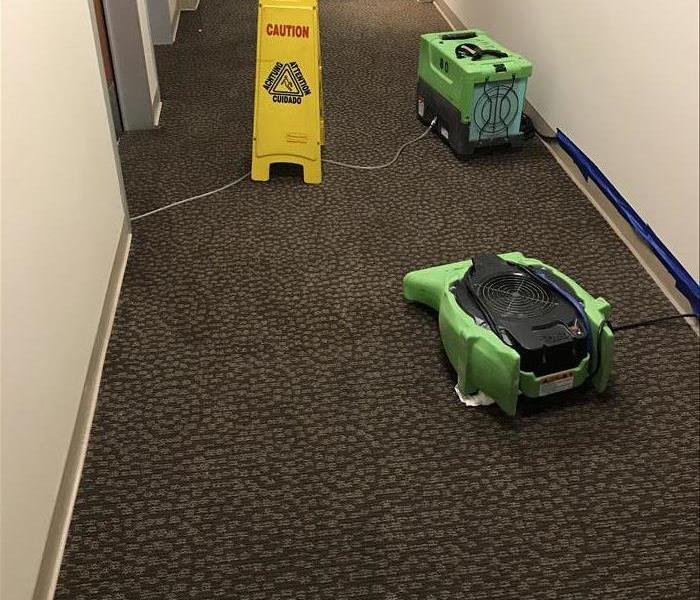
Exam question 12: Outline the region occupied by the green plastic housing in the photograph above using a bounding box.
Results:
[403,252,614,416]
[417,30,533,125]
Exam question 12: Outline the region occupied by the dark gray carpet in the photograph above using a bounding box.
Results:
[56,1,699,598]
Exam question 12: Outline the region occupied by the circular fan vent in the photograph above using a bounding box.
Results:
[476,274,557,319]
[473,81,520,138]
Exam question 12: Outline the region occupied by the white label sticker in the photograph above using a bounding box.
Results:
[539,371,575,396]
[440,126,449,139]
[417,97,425,117]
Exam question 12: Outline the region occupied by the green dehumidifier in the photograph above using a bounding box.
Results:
[417,30,533,157]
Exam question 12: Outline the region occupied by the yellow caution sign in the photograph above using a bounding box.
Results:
[251,0,324,184]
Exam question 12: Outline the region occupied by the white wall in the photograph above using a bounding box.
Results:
[180,0,201,11]
[106,0,162,130]
[443,0,699,281]
[147,0,180,45]
[1,2,127,599]
[168,0,179,20]
[137,0,160,106]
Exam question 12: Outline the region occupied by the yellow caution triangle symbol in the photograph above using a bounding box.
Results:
[270,64,303,97]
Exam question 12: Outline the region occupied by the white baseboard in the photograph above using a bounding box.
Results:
[180,0,200,10]
[171,8,181,44]
[153,88,163,127]
[32,220,132,600]
[432,0,462,30]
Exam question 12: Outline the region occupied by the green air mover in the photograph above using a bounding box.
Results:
[417,30,533,157]
[403,253,614,416]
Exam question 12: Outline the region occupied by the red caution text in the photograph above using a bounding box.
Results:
[266,23,310,38]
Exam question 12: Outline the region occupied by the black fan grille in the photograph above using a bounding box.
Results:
[475,274,557,319]
[473,78,520,139]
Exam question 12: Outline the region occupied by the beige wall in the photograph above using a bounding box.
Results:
[443,0,700,281]
[180,0,200,10]
[147,0,181,45]
[1,2,128,599]
[136,0,160,107]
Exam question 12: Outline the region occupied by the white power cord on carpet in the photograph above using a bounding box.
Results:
[130,118,437,221]
[130,171,251,222]
[322,117,437,170]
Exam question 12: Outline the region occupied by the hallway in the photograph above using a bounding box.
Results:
[56,1,699,598]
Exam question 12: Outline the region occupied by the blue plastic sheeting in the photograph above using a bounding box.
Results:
[554,130,700,315]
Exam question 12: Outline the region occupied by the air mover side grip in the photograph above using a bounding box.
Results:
[438,296,520,415]
[403,258,521,415]
[590,302,614,393]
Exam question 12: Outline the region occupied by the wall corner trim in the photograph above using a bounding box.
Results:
[170,6,181,44]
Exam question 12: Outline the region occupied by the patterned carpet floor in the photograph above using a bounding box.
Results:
[57,1,699,598]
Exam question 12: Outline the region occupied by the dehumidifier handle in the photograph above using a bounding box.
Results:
[472,49,508,61]
[455,43,508,61]
[440,31,478,41]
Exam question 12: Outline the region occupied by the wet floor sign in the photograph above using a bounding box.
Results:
[251,0,324,184]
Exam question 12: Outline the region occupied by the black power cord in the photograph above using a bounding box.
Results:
[535,131,558,142]
[588,313,696,380]
[521,114,558,141]
[610,313,698,332]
